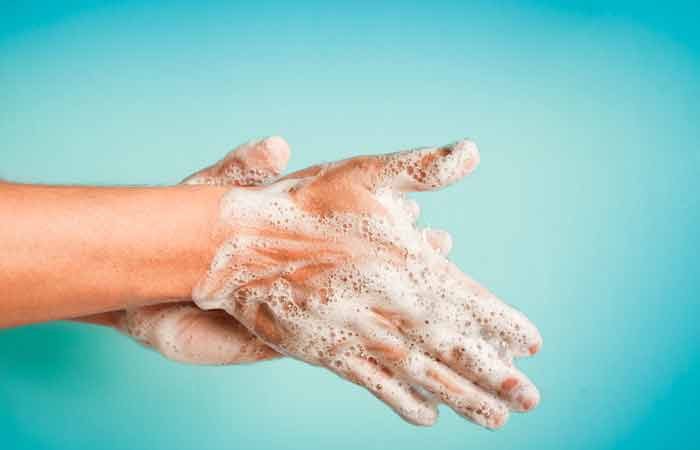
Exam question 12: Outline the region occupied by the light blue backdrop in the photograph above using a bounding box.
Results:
[2,1,698,449]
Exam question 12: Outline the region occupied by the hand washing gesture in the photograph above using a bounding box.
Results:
[194,139,542,427]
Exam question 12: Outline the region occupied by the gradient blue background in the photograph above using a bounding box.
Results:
[1,1,698,449]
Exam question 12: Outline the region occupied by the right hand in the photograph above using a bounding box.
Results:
[194,139,542,427]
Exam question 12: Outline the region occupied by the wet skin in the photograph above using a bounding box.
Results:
[193,139,543,427]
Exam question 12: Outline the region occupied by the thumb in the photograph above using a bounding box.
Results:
[182,136,291,186]
[378,139,479,193]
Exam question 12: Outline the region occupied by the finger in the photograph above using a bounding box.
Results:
[355,313,411,364]
[353,285,506,424]
[425,332,540,411]
[358,292,538,411]
[331,355,438,426]
[423,228,453,256]
[182,136,291,186]
[378,139,480,193]
[399,352,509,429]
[443,262,543,357]
[125,304,280,365]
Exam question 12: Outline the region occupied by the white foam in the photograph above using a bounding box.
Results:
[192,140,540,425]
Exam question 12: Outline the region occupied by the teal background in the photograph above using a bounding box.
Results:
[1,1,698,449]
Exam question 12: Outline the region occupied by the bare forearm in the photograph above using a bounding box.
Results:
[0,183,227,327]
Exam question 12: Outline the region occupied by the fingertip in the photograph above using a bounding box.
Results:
[382,138,480,193]
[488,410,509,430]
[198,135,291,185]
[415,139,480,190]
[505,377,540,412]
[518,389,540,412]
[529,342,541,356]
[410,405,439,427]
[527,329,543,356]
[482,403,510,430]
[452,139,480,175]
[262,135,291,171]
[509,313,542,358]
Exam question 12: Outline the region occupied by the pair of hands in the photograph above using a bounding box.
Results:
[82,137,541,428]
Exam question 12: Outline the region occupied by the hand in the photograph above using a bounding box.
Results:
[193,139,542,427]
[77,137,289,364]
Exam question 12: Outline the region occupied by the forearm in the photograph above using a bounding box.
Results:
[0,183,227,327]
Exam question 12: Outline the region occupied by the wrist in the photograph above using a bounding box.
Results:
[130,184,229,306]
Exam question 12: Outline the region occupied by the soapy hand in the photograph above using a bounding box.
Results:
[79,137,289,364]
[194,139,542,427]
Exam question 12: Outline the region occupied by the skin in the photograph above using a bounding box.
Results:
[0,137,542,429]
[0,182,228,326]
[75,137,291,364]
[76,139,466,366]
[194,139,543,428]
